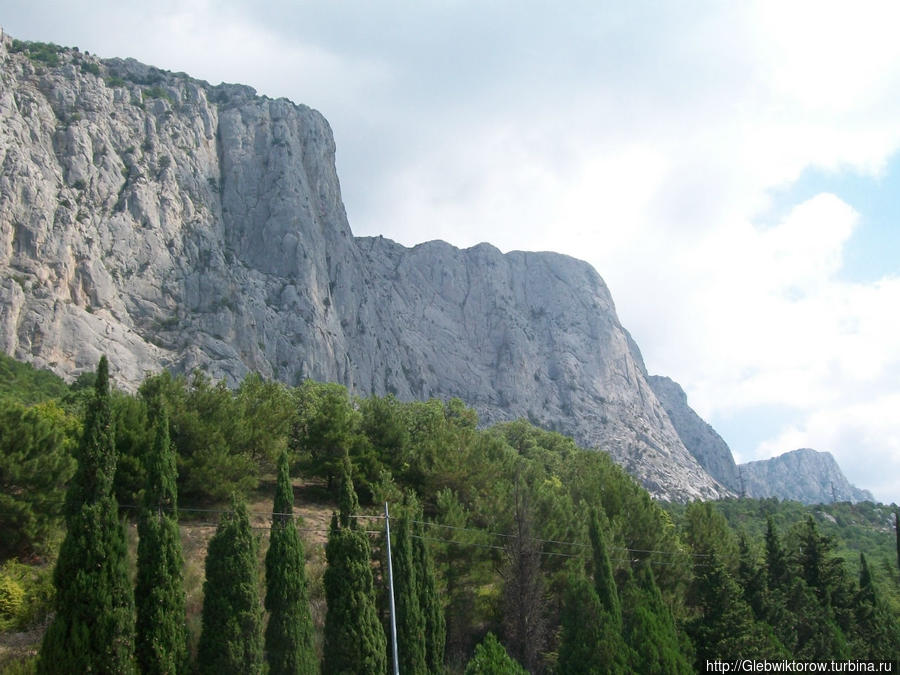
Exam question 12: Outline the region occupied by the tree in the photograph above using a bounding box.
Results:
[322,462,386,675]
[38,356,136,674]
[501,482,547,672]
[622,563,692,674]
[853,553,900,659]
[197,495,264,674]
[558,570,630,674]
[264,451,316,675]
[135,408,188,674]
[464,632,527,675]
[588,508,621,625]
[392,499,426,675]
[413,516,445,673]
[0,399,76,558]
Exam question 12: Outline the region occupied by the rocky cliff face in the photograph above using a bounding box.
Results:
[647,375,741,493]
[0,36,726,500]
[739,449,874,504]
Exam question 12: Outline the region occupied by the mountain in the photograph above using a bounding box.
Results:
[646,375,741,493]
[739,449,874,504]
[0,35,730,500]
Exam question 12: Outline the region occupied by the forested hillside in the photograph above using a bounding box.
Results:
[2,354,899,672]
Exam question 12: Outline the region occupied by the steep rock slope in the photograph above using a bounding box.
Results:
[647,375,741,493]
[0,36,723,500]
[739,449,874,504]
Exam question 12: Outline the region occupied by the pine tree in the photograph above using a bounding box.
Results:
[38,356,135,674]
[413,516,445,673]
[322,461,387,675]
[135,408,188,674]
[197,495,264,674]
[393,499,426,675]
[464,632,527,675]
[264,451,316,675]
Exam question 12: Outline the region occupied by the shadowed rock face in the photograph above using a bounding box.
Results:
[0,36,725,500]
[647,375,741,493]
[739,449,874,505]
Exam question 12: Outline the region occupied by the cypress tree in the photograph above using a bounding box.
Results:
[588,509,621,625]
[322,461,387,675]
[38,356,135,674]
[197,495,264,674]
[393,501,426,675]
[558,569,630,674]
[413,517,445,673]
[135,408,188,674]
[264,451,316,675]
[623,563,692,675]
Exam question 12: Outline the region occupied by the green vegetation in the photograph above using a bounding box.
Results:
[37,357,135,674]
[135,408,188,674]
[1,353,898,672]
[322,459,386,674]
[196,495,263,674]
[264,451,315,674]
[9,40,65,67]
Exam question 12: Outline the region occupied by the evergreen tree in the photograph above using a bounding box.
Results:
[197,495,263,674]
[464,632,527,675]
[413,516,445,673]
[853,553,900,660]
[623,563,692,675]
[764,516,788,592]
[588,509,621,625]
[737,532,767,621]
[558,569,630,674]
[501,483,547,672]
[393,499,426,675]
[38,356,135,674]
[687,551,785,666]
[265,451,316,675]
[135,408,188,674]
[322,462,387,675]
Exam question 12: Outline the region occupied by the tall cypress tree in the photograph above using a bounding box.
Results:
[588,509,621,625]
[265,451,316,675]
[38,356,135,674]
[559,569,630,674]
[322,461,387,675]
[623,563,692,674]
[197,495,264,674]
[135,408,188,674]
[413,516,445,673]
[393,500,426,675]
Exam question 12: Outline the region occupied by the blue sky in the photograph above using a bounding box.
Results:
[3,1,899,501]
[760,155,900,284]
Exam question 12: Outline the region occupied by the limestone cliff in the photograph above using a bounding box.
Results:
[0,35,725,500]
[739,449,874,504]
[647,375,741,493]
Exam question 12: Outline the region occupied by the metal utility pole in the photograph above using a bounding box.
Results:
[384,502,400,675]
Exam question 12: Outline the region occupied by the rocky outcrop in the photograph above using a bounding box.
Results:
[647,375,741,493]
[0,35,726,500]
[739,449,874,504]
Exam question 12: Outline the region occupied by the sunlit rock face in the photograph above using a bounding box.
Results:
[740,449,874,504]
[0,35,726,500]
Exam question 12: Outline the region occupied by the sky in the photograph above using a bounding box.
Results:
[3,1,900,502]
